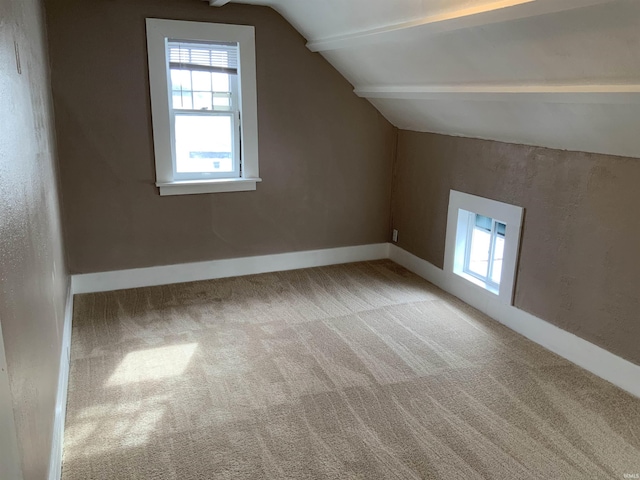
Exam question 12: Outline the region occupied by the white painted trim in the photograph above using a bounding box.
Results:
[157,177,261,196]
[354,84,640,104]
[48,286,73,480]
[208,0,231,6]
[146,19,259,195]
[307,0,619,52]
[388,244,640,399]
[0,315,23,480]
[71,243,391,294]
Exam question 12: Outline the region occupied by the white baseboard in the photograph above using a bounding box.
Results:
[69,242,639,399]
[71,243,391,294]
[388,244,640,399]
[48,285,73,480]
[51,240,638,480]
[0,317,23,480]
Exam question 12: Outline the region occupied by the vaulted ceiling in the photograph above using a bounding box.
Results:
[215,0,640,158]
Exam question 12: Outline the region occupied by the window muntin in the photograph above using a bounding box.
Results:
[167,41,240,180]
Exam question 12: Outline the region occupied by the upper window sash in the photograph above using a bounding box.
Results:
[169,67,238,113]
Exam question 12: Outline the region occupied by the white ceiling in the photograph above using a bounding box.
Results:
[218,0,640,158]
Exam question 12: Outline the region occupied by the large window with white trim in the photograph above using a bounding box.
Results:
[146,19,260,196]
[444,190,524,305]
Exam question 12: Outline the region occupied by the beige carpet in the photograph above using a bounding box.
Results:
[62,260,640,479]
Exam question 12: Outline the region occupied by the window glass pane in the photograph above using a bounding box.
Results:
[172,91,183,109]
[170,69,191,91]
[191,71,211,92]
[211,73,230,92]
[193,92,212,111]
[174,114,234,174]
[496,222,506,237]
[491,235,505,284]
[475,214,492,231]
[212,94,231,109]
[468,227,491,278]
[172,91,193,110]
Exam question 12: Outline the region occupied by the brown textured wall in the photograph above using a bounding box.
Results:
[44,0,396,274]
[392,130,640,365]
[0,0,69,478]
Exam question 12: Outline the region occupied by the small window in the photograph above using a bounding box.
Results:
[146,19,260,195]
[462,213,506,292]
[444,191,524,305]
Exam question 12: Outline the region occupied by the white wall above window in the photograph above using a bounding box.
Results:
[146,19,260,195]
[444,190,524,305]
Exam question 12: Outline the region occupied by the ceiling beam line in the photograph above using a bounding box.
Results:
[354,84,640,104]
[307,0,620,52]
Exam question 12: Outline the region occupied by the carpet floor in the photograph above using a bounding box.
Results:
[62,260,640,479]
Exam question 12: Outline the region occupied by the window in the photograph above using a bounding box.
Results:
[146,19,260,195]
[462,213,506,292]
[169,41,240,179]
[444,190,524,305]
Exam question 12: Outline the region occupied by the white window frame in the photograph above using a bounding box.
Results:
[444,190,524,305]
[146,18,260,196]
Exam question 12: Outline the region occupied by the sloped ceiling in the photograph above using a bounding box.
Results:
[216,0,640,158]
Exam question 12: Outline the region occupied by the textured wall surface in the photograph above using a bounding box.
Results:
[392,130,640,365]
[0,0,69,478]
[45,0,396,274]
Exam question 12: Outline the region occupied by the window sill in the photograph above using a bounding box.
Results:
[453,269,500,296]
[156,178,262,196]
